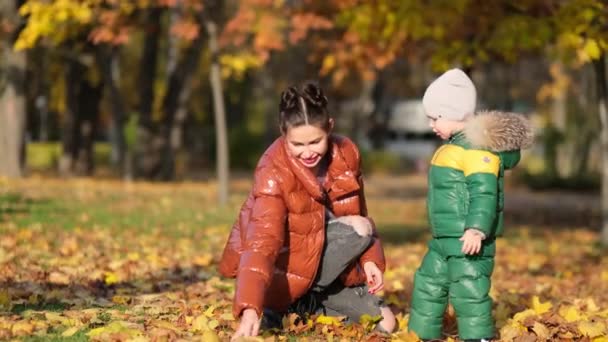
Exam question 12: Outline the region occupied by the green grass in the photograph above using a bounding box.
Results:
[12,302,70,315]
[26,142,111,170]
[21,330,89,342]
[0,190,239,236]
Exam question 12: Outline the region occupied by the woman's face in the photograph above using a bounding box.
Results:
[285,122,332,170]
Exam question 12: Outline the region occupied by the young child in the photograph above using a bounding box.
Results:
[407,69,533,341]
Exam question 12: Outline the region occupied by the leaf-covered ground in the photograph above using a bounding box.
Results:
[0,176,606,341]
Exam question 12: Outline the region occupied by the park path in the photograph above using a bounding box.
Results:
[364,174,600,228]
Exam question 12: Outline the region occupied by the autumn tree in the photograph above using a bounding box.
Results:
[0,0,27,178]
[551,0,608,246]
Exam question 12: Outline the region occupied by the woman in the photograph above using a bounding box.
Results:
[219,82,396,339]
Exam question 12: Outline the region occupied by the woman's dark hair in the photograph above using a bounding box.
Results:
[279,82,330,134]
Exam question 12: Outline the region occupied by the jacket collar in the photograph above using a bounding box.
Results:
[280,135,360,202]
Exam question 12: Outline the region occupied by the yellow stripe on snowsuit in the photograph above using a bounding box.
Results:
[431,145,500,177]
[462,150,499,176]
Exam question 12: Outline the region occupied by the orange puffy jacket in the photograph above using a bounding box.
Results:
[218,135,386,318]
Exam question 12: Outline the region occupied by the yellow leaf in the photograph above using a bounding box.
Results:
[151,319,179,331]
[392,280,404,290]
[315,315,342,326]
[584,39,601,60]
[500,321,527,340]
[11,321,34,336]
[601,271,608,282]
[593,337,608,342]
[220,312,234,321]
[127,252,140,261]
[104,272,119,285]
[201,330,221,342]
[532,322,551,340]
[208,319,219,330]
[532,296,552,315]
[204,305,216,317]
[578,321,607,338]
[111,295,130,305]
[559,306,586,323]
[44,312,76,326]
[192,314,209,332]
[87,321,141,338]
[0,290,11,310]
[194,254,213,266]
[359,313,382,326]
[586,298,600,312]
[61,327,80,337]
[513,309,536,322]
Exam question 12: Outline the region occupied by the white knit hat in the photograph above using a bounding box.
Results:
[422,68,477,121]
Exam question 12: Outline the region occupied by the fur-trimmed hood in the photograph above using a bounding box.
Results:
[464,110,534,152]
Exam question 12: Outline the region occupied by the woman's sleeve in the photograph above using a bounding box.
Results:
[233,166,287,318]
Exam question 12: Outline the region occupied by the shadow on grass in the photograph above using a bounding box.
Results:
[0,265,219,315]
[0,193,34,218]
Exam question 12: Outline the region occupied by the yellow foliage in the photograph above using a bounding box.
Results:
[11,321,35,336]
[87,321,142,338]
[532,322,551,340]
[315,315,342,326]
[513,309,536,322]
[220,53,264,80]
[560,305,587,323]
[111,295,130,305]
[531,296,552,315]
[499,321,527,340]
[61,327,80,337]
[104,272,120,285]
[16,0,95,50]
[0,290,11,311]
[578,321,607,338]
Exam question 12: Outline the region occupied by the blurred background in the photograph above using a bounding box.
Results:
[0,1,606,340]
[1,0,605,233]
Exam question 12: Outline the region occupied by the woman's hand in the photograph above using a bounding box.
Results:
[363,261,384,294]
[334,215,372,236]
[231,309,260,341]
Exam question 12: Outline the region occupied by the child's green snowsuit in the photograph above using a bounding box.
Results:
[408,111,532,340]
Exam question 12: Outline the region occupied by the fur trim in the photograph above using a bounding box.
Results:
[464,110,534,152]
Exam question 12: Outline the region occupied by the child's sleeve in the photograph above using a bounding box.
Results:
[462,149,500,236]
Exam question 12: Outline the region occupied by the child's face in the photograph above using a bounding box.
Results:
[428,116,462,140]
[284,123,332,170]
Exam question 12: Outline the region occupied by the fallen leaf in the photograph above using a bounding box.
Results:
[532,296,552,315]
[578,321,607,338]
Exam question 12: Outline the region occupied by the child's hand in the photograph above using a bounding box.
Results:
[363,261,384,294]
[459,229,483,255]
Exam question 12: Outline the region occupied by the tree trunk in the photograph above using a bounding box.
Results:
[207,20,229,205]
[594,54,608,247]
[156,10,207,181]
[134,7,163,179]
[0,0,27,178]
[97,46,127,175]
[59,57,102,176]
[58,60,81,177]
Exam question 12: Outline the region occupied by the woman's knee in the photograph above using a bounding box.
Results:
[332,215,372,237]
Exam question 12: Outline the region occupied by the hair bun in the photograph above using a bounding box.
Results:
[302,82,328,108]
[279,86,299,112]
